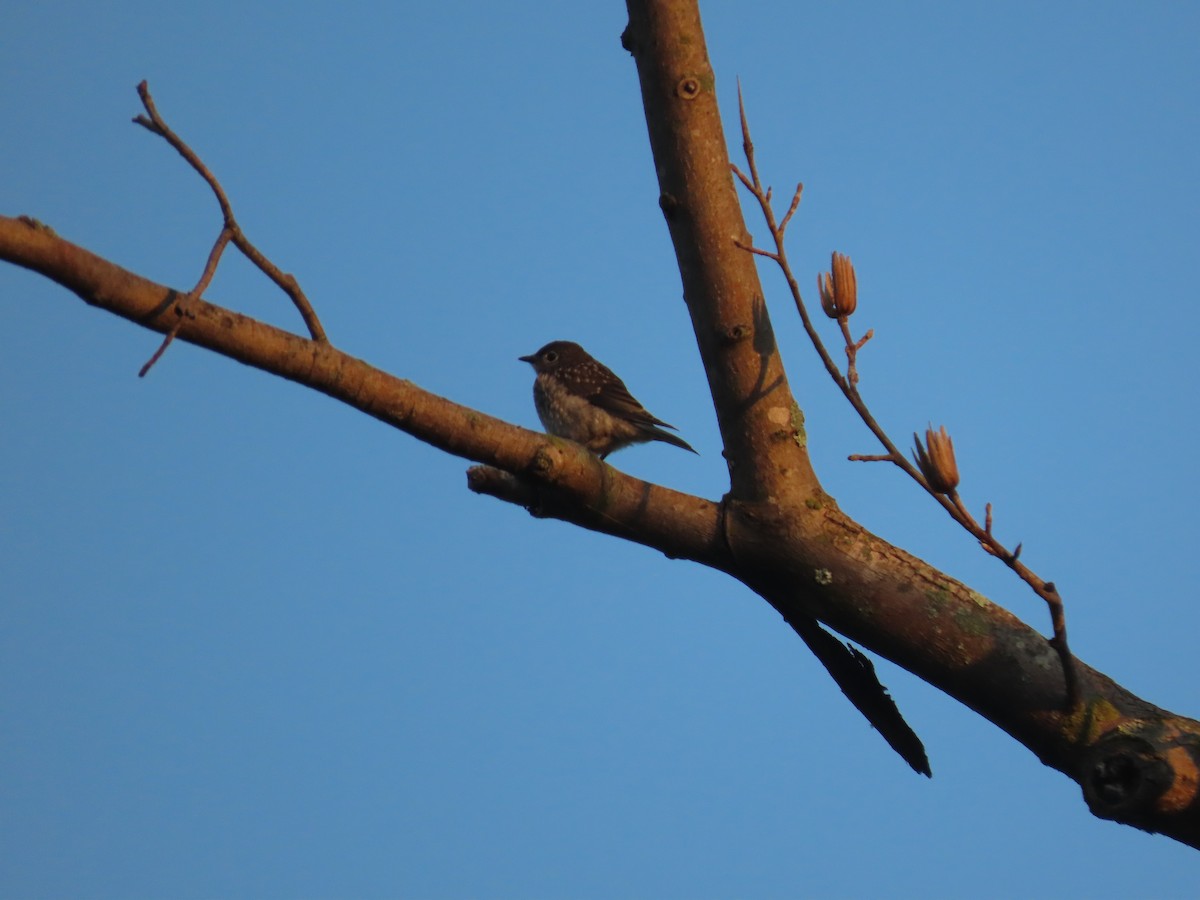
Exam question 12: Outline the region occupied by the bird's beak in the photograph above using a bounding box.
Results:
[518,354,536,364]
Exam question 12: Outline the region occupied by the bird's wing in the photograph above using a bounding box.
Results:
[588,371,677,430]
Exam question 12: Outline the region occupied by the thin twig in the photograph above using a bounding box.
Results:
[731,86,848,396]
[730,85,1080,708]
[195,229,233,297]
[732,238,779,261]
[838,319,857,387]
[945,490,1076,703]
[138,315,185,377]
[133,81,328,343]
[778,183,803,235]
[840,325,874,388]
[137,221,234,375]
[731,165,756,194]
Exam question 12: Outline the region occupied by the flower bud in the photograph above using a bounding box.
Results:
[819,251,857,318]
[912,424,960,494]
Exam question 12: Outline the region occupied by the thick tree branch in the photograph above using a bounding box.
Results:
[620,0,1200,845]
[732,92,1081,706]
[3,0,1200,847]
[0,214,724,568]
[622,2,820,505]
[5,177,1200,848]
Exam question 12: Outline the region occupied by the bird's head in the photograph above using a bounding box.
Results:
[518,341,589,373]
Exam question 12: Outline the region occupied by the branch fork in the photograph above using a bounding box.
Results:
[731,86,1080,708]
[132,80,326,376]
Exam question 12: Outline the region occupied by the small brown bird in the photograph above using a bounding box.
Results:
[519,340,697,458]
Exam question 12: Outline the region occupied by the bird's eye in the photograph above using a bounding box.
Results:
[544,351,558,362]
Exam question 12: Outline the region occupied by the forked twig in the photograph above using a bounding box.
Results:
[730,86,1079,707]
[132,80,327,347]
[138,220,233,377]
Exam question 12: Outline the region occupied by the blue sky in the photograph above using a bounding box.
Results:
[3,2,1199,897]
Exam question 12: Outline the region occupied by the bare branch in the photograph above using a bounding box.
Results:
[731,238,778,261]
[733,91,1081,707]
[1,0,1196,843]
[138,229,232,376]
[138,309,186,377]
[778,182,803,235]
[134,81,328,343]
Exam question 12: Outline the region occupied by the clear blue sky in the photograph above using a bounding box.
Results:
[3,2,1199,897]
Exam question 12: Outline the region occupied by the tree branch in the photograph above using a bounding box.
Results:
[0,213,724,565]
[3,0,1200,847]
[623,1,819,505]
[132,81,328,344]
[621,0,1200,845]
[731,89,1081,707]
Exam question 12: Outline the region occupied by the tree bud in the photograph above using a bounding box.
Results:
[913,424,960,494]
[819,251,857,318]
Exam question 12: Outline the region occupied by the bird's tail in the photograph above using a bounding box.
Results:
[648,426,698,454]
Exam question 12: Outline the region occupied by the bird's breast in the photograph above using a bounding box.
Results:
[533,375,636,453]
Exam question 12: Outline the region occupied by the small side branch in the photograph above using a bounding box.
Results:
[732,87,1080,708]
[132,81,327,344]
[138,225,230,376]
[936,483,1078,704]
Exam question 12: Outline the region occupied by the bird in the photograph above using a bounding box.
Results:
[519,340,697,458]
